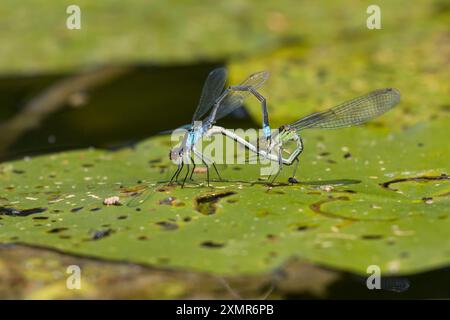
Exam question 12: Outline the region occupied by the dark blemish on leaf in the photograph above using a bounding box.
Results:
[326,159,337,164]
[148,158,161,164]
[32,216,48,220]
[307,191,321,195]
[136,208,141,212]
[417,142,424,147]
[343,152,352,159]
[90,207,101,212]
[361,235,384,240]
[266,234,278,240]
[138,236,148,240]
[194,191,236,215]
[438,215,447,219]
[232,167,242,171]
[157,257,170,264]
[201,241,225,248]
[34,224,42,227]
[0,207,47,217]
[91,228,113,240]
[82,163,94,168]
[52,209,62,213]
[47,227,69,233]
[319,152,330,156]
[422,197,433,204]
[256,210,270,217]
[317,68,327,79]
[183,216,192,222]
[5,186,15,191]
[101,224,111,228]
[296,225,317,231]
[342,189,356,194]
[71,207,83,213]
[155,221,178,230]
[59,235,72,239]
[137,180,142,184]
[158,166,168,174]
[48,174,56,178]
[380,174,449,191]
[155,185,175,192]
[12,169,25,174]
[117,215,128,220]
[226,199,238,204]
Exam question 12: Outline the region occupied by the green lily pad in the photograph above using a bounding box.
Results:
[0,117,448,276]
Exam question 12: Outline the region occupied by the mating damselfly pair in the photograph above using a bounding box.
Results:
[128,68,400,206]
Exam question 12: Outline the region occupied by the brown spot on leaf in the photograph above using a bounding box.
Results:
[92,228,113,240]
[194,191,236,215]
[0,207,47,217]
[361,235,384,240]
[47,227,69,233]
[155,221,178,230]
[380,174,449,191]
[201,241,225,248]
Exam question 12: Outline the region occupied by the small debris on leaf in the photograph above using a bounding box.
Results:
[103,196,121,206]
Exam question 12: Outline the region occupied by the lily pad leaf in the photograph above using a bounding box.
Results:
[0,118,449,276]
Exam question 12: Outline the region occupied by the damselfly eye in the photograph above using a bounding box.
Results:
[169,147,182,161]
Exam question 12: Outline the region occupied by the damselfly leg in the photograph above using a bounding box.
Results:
[170,158,184,184]
[288,158,300,184]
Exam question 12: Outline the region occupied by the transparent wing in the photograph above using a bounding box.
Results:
[191,68,228,123]
[127,185,153,208]
[214,71,269,121]
[290,88,400,131]
[158,124,191,135]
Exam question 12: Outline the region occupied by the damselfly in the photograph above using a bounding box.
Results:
[127,68,270,207]
[168,68,270,187]
[205,88,401,184]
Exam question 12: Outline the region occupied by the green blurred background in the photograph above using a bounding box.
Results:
[1,0,448,160]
